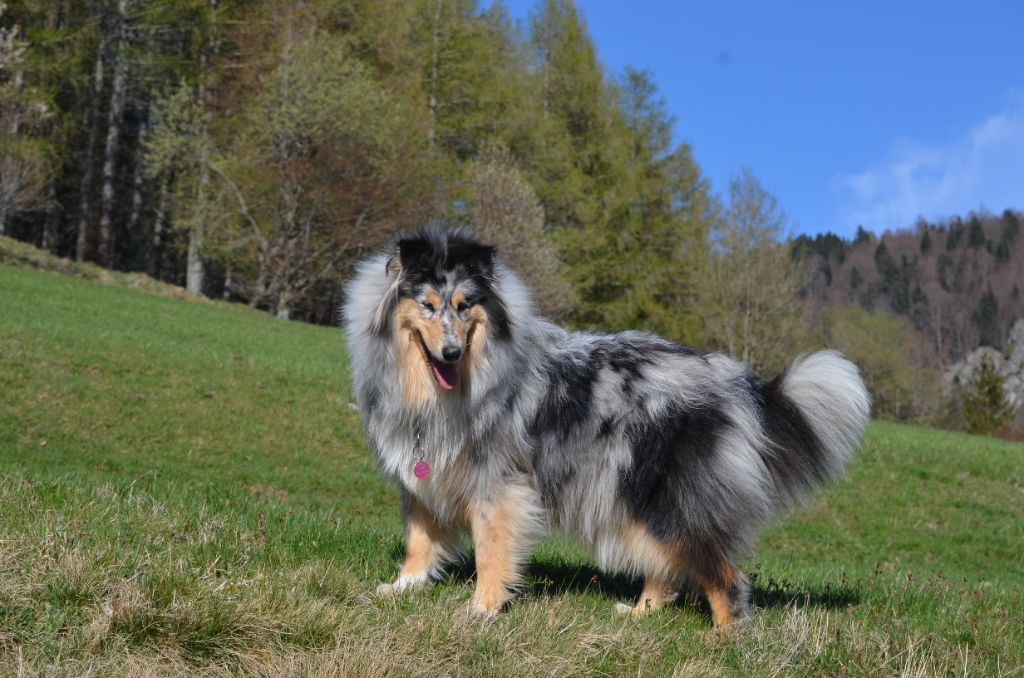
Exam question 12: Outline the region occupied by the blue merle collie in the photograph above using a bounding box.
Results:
[343,226,870,628]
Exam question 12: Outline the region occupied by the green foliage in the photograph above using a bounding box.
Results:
[146,80,214,238]
[853,225,871,244]
[824,305,939,422]
[554,65,716,343]
[212,30,430,316]
[460,141,574,319]
[411,0,532,160]
[919,229,931,254]
[962,354,1013,435]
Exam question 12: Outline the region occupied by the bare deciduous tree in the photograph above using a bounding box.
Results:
[463,141,574,319]
[698,167,815,375]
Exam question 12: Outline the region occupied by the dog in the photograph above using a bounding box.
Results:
[343,226,870,628]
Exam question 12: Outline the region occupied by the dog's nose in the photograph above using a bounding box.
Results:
[442,346,462,362]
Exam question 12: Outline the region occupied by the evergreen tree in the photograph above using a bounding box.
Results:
[1002,209,1020,243]
[967,215,985,249]
[919,229,931,255]
[873,240,897,289]
[962,354,1012,435]
[849,266,862,290]
[971,289,999,347]
[555,64,714,342]
[946,219,964,249]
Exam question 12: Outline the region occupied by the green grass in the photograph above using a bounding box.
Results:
[1,248,1022,676]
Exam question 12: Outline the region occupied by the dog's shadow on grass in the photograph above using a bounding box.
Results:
[408,545,860,616]
[523,560,860,616]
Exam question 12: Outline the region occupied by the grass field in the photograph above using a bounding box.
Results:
[1,245,1022,676]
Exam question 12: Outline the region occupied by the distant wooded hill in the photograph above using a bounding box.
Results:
[795,209,1023,366]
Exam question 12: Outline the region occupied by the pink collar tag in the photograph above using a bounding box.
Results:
[414,459,431,479]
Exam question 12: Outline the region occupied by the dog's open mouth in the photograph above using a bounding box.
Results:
[420,336,459,390]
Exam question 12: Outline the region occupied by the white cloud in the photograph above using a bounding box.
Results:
[833,96,1024,232]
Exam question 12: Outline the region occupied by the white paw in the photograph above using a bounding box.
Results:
[614,602,633,616]
[456,601,499,623]
[375,582,400,596]
[374,572,428,596]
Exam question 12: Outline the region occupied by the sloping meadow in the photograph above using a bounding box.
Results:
[1,260,1021,676]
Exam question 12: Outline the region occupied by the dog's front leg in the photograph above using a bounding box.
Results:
[377,492,460,595]
[462,482,543,619]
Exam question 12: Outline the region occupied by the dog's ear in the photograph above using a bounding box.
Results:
[449,241,496,277]
[397,236,434,274]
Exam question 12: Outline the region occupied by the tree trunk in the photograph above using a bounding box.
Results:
[75,32,105,262]
[426,0,442,148]
[126,108,147,268]
[185,122,208,294]
[97,0,129,268]
[185,213,204,293]
[0,67,25,236]
[41,185,61,252]
[184,0,220,294]
[148,175,170,277]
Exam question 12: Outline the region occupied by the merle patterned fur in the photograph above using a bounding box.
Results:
[343,226,870,624]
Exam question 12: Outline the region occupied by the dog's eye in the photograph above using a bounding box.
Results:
[421,301,435,313]
[457,301,470,313]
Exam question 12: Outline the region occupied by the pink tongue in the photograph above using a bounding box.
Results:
[431,360,459,390]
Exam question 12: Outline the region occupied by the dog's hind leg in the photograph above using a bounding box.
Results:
[377,492,461,596]
[461,481,545,619]
[698,563,750,631]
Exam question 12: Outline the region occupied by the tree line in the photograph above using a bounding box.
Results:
[0,0,719,327]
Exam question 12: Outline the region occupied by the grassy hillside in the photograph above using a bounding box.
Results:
[1,258,1022,676]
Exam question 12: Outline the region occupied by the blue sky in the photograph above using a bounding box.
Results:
[498,1,1024,237]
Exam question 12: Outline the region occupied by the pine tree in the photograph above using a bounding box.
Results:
[1002,209,1020,243]
[849,266,862,290]
[967,216,985,249]
[971,289,999,347]
[963,354,1012,435]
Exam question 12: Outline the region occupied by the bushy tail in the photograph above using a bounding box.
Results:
[756,350,871,507]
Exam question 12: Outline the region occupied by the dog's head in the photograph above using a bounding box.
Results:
[377,227,511,393]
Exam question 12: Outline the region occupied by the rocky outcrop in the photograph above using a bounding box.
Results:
[944,319,1024,430]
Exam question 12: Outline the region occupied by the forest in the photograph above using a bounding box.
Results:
[1,0,1021,434]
